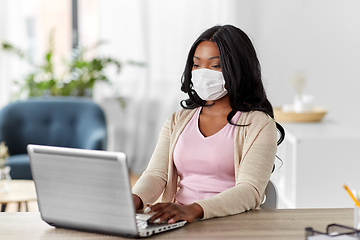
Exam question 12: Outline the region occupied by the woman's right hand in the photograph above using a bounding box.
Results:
[132,194,143,211]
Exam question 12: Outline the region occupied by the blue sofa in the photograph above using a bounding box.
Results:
[0,98,107,179]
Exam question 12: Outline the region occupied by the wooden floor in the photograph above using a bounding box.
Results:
[3,173,141,212]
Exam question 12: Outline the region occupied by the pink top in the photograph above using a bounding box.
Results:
[173,107,241,205]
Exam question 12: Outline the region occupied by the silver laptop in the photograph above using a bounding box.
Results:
[27,144,186,238]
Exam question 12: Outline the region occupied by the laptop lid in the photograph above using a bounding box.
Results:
[27,144,139,238]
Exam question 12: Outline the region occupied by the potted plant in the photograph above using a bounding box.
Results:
[2,31,126,99]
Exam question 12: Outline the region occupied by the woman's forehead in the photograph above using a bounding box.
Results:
[193,41,219,59]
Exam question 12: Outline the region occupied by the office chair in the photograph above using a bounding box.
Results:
[260,180,277,209]
[0,97,107,180]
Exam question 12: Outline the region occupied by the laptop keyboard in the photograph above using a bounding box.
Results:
[136,213,153,230]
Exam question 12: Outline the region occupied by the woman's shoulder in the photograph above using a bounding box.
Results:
[238,110,275,126]
[237,110,277,142]
[163,108,198,133]
[170,108,197,122]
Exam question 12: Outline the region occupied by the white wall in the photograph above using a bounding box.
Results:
[252,0,360,130]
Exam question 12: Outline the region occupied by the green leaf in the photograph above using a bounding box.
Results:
[2,33,145,99]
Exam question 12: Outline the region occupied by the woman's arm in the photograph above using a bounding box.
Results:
[132,194,143,211]
[132,109,195,210]
[131,113,174,209]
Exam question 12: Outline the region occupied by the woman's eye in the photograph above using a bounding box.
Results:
[211,65,221,69]
[193,64,200,68]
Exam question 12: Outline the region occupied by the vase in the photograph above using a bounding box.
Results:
[0,166,11,193]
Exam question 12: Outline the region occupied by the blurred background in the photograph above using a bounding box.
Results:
[1,0,359,191]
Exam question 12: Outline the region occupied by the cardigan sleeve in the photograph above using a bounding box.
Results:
[194,112,278,219]
[131,109,197,208]
[132,108,197,208]
[131,114,174,208]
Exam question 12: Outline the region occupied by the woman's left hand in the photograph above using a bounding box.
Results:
[147,202,203,224]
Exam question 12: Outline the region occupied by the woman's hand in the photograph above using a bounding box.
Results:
[146,202,203,224]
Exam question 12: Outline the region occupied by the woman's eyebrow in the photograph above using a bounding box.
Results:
[193,56,220,60]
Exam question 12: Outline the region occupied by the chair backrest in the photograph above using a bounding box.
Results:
[0,97,107,155]
[260,180,277,209]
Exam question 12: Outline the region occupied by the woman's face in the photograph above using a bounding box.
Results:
[192,41,221,72]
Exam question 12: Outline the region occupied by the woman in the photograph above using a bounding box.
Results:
[132,24,285,224]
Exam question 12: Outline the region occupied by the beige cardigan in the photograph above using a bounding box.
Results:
[132,108,277,219]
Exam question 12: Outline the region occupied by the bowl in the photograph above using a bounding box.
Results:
[274,107,327,123]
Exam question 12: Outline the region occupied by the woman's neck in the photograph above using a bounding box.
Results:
[201,95,232,116]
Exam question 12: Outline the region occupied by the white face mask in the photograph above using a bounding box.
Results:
[191,68,228,101]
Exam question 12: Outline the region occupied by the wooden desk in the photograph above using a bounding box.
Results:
[0,208,353,240]
[0,180,37,212]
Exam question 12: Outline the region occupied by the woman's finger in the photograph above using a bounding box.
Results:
[147,203,178,224]
[148,202,169,212]
[167,214,181,224]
